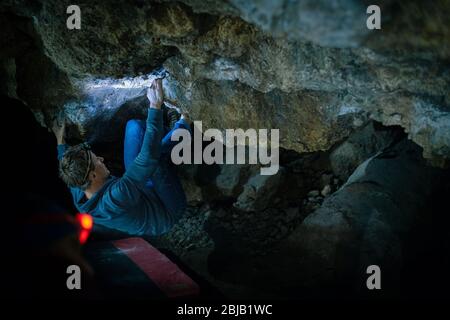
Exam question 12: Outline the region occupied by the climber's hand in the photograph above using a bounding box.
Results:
[52,115,66,145]
[147,78,163,109]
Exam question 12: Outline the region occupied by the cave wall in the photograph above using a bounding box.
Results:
[283,139,442,293]
[2,0,450,298]
[1,0,449,164]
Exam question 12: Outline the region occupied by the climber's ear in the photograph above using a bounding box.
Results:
[88,170,96,182]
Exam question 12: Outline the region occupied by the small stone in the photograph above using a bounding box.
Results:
[321,184,332,197]
[353,118,364,127]
[391,113,402,122]
[308,190,320,197]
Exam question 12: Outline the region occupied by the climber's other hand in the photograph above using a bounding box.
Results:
[52,115,66,145]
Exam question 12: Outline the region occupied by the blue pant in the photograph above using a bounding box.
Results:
[124,118,191,221]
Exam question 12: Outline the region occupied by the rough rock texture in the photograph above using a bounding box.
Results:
[233,168,285,211]
[279,139,442,293]
[1,0,449,164]
[196,138,446,298]
[215,164,252,198]
[330,121,403,180]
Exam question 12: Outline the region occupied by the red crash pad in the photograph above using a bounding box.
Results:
[111,237,200,298]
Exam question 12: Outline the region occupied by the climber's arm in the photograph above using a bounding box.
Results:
[51,116,67,160]
[123,79,164,186]
[50,118,85,202]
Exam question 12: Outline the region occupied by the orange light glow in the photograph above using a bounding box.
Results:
[80,214,93,230]
[76,213,93,244]
[79,229,90,245]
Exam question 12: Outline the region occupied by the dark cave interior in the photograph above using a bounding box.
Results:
[5,94,450,300]
[2,0,450,302]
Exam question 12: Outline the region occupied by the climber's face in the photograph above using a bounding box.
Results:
[88,152,110,183]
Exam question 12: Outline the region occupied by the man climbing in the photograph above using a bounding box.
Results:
[53,79,192,236]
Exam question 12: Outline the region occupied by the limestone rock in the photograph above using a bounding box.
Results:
[2,0,449,164]
[307,190,320,197]
[180,175,204,206]
[215,164,251,198]
[234,168,285,212]
[285,139,442,291]
[320,185,331,197]
[330,121,402,181]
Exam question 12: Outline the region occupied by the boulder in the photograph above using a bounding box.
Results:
[233,168,285,212]
[284,139,442,293]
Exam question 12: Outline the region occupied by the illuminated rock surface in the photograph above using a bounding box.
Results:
[2,0,449,298]
[1,0,449,162]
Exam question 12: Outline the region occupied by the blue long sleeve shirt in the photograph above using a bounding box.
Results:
[58,109,173,236]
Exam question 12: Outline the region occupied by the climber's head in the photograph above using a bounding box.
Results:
[59,143,110,191]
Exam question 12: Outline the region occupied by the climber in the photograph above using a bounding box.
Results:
[52,79,192,236]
